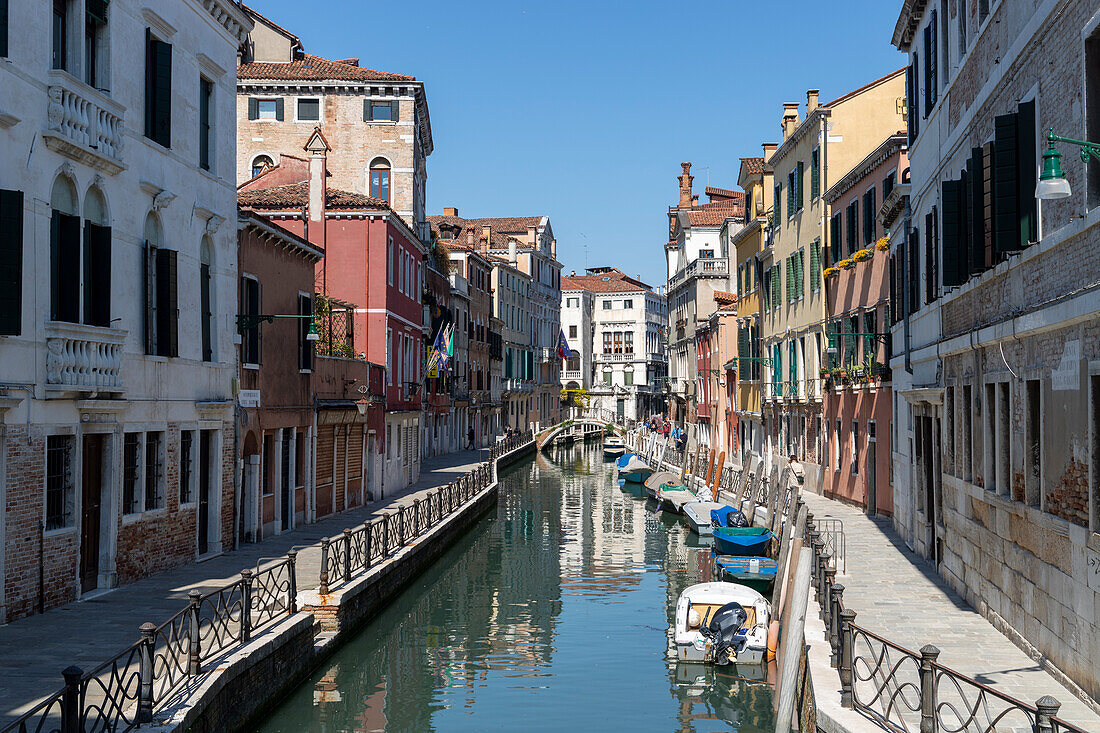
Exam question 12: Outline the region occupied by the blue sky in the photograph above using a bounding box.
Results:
[254,1,906,286]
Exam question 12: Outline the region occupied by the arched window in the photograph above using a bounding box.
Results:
[49,174,80,322]
[369,157,390,203]
[143,212,177,357]
[82,186,112,326]
[200,235,214,362]
[251,154,274,178]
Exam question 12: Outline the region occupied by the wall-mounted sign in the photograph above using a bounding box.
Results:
[238,389,261,408]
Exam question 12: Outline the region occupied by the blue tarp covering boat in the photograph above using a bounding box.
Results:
[714,556,778,593]
[712,527,775,556]
[710,506,749,528]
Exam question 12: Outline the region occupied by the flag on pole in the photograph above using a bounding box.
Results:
[557,329,573,360]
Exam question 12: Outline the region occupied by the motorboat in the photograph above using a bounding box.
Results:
[657,482,698,514]
[710,505,749,529]
[673,582,771,665]
[683,501,725,535]
[616,453,653,483]
[714,556,779,594]
[712,527,775,557]
[602,437,626,458]
[644,470,678,499]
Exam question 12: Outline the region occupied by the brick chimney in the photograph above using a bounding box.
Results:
[444,207,459,216]
[303,127,330,226]
[692,194,699,206]
[678,162,693,207]
[806,89,820,113]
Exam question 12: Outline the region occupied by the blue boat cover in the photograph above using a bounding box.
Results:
[710,506,748,528]
[615,453,636,469]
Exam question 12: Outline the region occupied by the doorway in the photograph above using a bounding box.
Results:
[198,430,212,555]
[866,421,877,515]
[80,434,106,594]
[280,429,291,532]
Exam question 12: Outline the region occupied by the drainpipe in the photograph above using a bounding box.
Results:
[903,194,913,375]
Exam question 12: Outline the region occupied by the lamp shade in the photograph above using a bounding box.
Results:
[1035,177,1071,200]
[306,320,320,341]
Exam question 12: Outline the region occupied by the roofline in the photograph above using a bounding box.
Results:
[824,133,907,203]
[237,209,324,261]
[239,206,426,253]
[727,217,764,250]
[892,0,931,50]
[240,3,301,51]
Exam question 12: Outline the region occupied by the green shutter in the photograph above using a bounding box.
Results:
[83,222,111,327]
[789,341,797,386]
[274,97,284,122]
[0,0,8,58]
[942,179,966,287]
[967,147,985,272]
[248,97,258,120]
[810,241,821,291]
[1016,100,1037,248]
[994,113,1019,255]
[799,250,806,297]
[0,189,22,335]
[787,174,795,215]
[363,99,372,121]
[811,149,820,200]
[51,211,80,323]
[155,248,178,357]
[774,183,782,222]
[829,214,840,266]
[797,160,805,210]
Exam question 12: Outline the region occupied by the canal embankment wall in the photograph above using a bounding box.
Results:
[149,441,536,733]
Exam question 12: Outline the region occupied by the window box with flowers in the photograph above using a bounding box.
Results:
[852,249,873,263]
[823,266,840,279]
[838,259,855,270]
[875,235,890,252]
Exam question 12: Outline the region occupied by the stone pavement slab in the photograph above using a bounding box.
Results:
[0,449,490,727]
[801,491,1100,731]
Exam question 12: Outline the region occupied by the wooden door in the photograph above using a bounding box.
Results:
[80,435,104,594]
[198,431,211,555]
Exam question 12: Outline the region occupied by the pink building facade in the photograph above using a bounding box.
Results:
[821,134,907,516]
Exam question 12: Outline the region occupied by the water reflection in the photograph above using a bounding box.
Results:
[256,444,774,732]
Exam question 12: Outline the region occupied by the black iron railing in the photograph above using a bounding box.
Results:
[317,430,533,593]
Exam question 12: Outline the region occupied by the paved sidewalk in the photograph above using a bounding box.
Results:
[0,448,492,726]
[801,491,1100,731]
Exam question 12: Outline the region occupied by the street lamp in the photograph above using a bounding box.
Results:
[237,313,320,339]
[1035,128,1100,200]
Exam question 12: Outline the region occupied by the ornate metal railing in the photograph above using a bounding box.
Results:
[317,430,533,593]
[801,511,1086,733]
[2,555,299,733]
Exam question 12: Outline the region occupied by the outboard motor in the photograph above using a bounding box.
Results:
[698,602,748,665]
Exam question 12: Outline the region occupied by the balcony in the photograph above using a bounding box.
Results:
[503,378,534,394]
[44,321,127,392]
[668,257,729,290]
[595,352,635,363]
[43,71,126,175]
[650,352,668,363]
[539,347,554,363]
[562,370,584,381]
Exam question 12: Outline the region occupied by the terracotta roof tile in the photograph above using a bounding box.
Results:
[238,182,390,211]
[705,186,743,202]
[238,53,415,83]
[561,268,655,294]
[427,214,545,249]
[686,207,742,227]
[739,157,765,175]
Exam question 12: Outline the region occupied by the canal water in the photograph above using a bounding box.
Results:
[256,444,775,732]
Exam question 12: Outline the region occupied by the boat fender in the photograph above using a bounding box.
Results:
[766,620,780,662]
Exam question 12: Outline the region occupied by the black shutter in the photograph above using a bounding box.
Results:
[868,188,877,243]
[994,112,1020,255]
[1017,99,1037,248]
[248,97,258,120]
[274,97,284,121]
[200,262,212,361]
[910,56,920,138]
[906,63,915,143]
[889,254,897,325]
[829,214,841,266]
[199,79,211,170]
[51,211,80,323]
[145,30,172,146]
[155,248,177,357]
[908,226,920,316]
[0,189,22,335]
[967,147,984,273]
[925,210,937,305]
[83,222,111,327]
[942,180,967,287]
[144,242,156,353]
[897,243,907,319]
[926,11,937,113]
[298,294,313,371]
[0,0,8,58]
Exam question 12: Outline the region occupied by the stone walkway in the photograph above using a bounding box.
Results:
[0,448,492,727]
[800,491,1100,731]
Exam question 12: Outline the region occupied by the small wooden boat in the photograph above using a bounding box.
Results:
[683,501,725,535]
[673,582,771,665]
[657,482,698,513]
[602,437,626,458]
[714,556,778,594]
[712,527,775,557]
[644,471,678,499]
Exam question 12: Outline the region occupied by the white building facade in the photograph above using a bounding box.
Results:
[0,0,250,622]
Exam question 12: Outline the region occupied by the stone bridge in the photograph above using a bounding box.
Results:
[536,419,608,451]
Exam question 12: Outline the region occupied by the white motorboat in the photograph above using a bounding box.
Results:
[683,501,725,535]
[644,471,678,500]
[602,437,626,458]
[673,582,770,665]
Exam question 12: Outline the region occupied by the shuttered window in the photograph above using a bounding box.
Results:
[924,208,938,305]
[796,160,805,210]
[908,226,920,315]
[785,257,793,302]
[773,266,781,310]
[994,103,1038,255]
[83,222,111,327]
[829,213,841,266]
[144,29,172,148]
[199,78,213,171]
[51,211,80,323]
[155,248,177,357]
[787,171,795,216]
[240,276,260,364]
[0,0,8,58]
[774,183,782,222]
[0,189,22,334]
[845,200,858,256]
[941,179,968,287]
[863,188,877,246]
[298,293,314,371]
[810,240,821,292]
[967,146,985,273]
[924,11,937,115]
[810,149,820,200]
[907,58,920,142]
[200,260,212,361]
[789,341,797,387]
[889,255,898,324]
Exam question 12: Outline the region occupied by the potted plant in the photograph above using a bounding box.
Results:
[838,258,855,270]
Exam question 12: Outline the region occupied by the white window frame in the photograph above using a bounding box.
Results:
[294,95,322,123]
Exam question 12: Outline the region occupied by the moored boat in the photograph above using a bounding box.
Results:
[616,453,653,483]
[602,437,626,458]
[644,471,678,499]
[712,527,775,556]
[683,501,725,535]
[657,482,698,513]
[673,582,771,665]
[714,556,779,594]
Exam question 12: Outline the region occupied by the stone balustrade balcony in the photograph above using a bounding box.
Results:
[45,321,127,392]
[43,71,126,175]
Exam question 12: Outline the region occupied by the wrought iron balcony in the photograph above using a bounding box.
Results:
[43,71,126,175]
[44,321,127,391]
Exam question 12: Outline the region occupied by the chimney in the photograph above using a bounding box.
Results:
[692,194,699,206]
[466,229,475,247]
[526,224,537,245]
[444,207,459,217]
[806,89,820,113]
[508,239,517,264]
[782,102,800,140]
[303,128,330,226]
[678,162,693,207]
[762,142,777,159]
[480,227,490,256]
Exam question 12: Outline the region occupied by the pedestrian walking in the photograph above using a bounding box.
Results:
[467,427,475,449]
